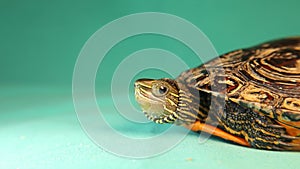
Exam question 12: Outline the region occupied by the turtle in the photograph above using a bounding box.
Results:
[134,37,300,151]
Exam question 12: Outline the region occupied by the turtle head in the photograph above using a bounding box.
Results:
[134,78,179,123]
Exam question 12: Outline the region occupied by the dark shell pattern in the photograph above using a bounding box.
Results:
[176,37,300,150]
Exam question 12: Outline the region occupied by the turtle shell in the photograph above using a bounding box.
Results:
[176,37,300,150]
[216,38,300,129]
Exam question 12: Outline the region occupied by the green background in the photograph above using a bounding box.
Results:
[1,0,300,169]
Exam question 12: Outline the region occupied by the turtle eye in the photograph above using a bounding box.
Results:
[152,84,168,97]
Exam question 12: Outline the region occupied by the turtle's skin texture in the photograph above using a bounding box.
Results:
[134,37,300,151]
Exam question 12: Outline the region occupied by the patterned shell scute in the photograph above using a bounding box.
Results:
[197,37,300,130]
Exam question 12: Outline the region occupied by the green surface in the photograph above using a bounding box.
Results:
[1,85,300,169]
[1,0,300,169]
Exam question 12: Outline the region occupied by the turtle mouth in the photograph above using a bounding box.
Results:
[134,88,171,123]
[134,85,151,107]
[134,80,152,103]
[134,82,163,121]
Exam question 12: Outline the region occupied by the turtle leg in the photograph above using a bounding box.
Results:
[218,100,300,151]
[183,121,250,147]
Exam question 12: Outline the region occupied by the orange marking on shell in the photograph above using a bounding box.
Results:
[277,121,300,137]
[183,121,250,147]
